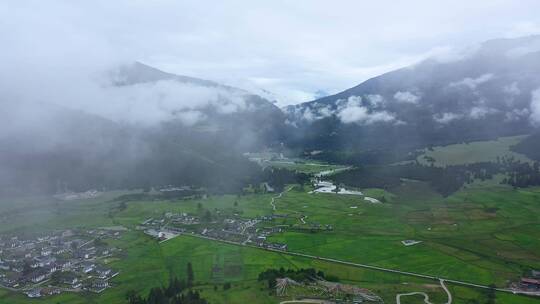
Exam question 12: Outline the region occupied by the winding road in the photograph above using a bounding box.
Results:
[279,300,333,304]
[396,279,452,304]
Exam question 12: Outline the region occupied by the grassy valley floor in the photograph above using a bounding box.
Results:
[1,179,540,303]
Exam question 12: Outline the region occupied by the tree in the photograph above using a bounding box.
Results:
[165,277,182,298]
[223,282,231,290]
[202,210,212,222]
[126,290,145,304]
[22,260,32,275]
[187,262,194,287]
[147,287,166,304]
[486,284,496,304]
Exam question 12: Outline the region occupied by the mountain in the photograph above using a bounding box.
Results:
[285,35,540,154]
[0,63,288,196]
[113,62,289,149]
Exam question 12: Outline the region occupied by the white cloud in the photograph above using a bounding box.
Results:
[365,94,385,107]
[345,95,362,107]
[449,73,494,90]
[317,106,333,117]
[337,96,395,124]
[503,82,521,96]
[433,112,463,124]
[529,88,540,125]
[393,91,420,104]
[468,106,497,119]
[505,21,540,38]
[2,1,540,107]
[505,108,529,122]
[4,70,253,126]
[290,104,334,122]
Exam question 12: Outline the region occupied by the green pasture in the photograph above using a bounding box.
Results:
[1,179,540,303]
[416,135,531,167]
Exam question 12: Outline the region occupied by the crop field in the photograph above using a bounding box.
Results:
[1,179,540,303]
[3,231,535,304]
[269,183,540,286]
[416,135,531,166]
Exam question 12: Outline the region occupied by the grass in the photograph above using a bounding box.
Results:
[265,182,540,287]
[2,180,540,303]
[416,135,531,167]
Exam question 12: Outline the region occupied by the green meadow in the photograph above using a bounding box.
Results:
[416,135,531,166]
[2,136,540,304]
[3,231,537,304]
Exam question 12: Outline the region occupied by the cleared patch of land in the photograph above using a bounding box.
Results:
[416,135,531,167]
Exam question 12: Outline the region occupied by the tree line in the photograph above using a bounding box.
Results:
[126,262,207,304]
[331,157,540,197]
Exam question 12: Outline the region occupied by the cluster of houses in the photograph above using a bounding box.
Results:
[140,211,291,251]
[0,228,122,298]
[513,270,540,292]
[53,190,101,201]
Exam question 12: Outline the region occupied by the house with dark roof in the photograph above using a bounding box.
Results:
[27,269,48,283]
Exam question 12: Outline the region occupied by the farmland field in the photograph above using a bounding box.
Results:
[2,137,540,303]
[1,178,540,303]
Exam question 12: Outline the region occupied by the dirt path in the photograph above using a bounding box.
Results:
[396,279,452,304]
[270,186,293,211]
[279,299,334,304]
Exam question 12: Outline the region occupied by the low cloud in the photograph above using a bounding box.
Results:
[3,65,252,127]
[505,108,530,122]
[289,104,333,122]
[506,40,540,58]
[365,94,386,107]
[449,73,494,90]
[503,82,521,96]
[530,88,540,125]
[468,106,498,119]
[337,96,396,124]
[393,91,420,104]
[433,112,463,124]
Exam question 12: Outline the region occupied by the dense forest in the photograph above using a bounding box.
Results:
[306,148,419,166]
[262,168,310,192]
[511,133,540,161]
[331,157,540,197]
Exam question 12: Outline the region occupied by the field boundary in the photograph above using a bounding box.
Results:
[176,233,538,298]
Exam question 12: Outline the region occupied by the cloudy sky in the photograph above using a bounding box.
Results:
[2,0,540,106]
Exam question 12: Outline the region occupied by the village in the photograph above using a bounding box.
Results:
[139,209,333,252]
[0,227,123,298]
[510,270,540,295]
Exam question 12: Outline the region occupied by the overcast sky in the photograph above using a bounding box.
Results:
[2,0,540,106]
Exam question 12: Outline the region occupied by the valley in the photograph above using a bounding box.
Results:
[1,137,540,303]
[3,13,540,303]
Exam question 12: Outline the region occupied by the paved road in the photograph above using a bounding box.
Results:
[180,233,526,297]
[396,279,452,304]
